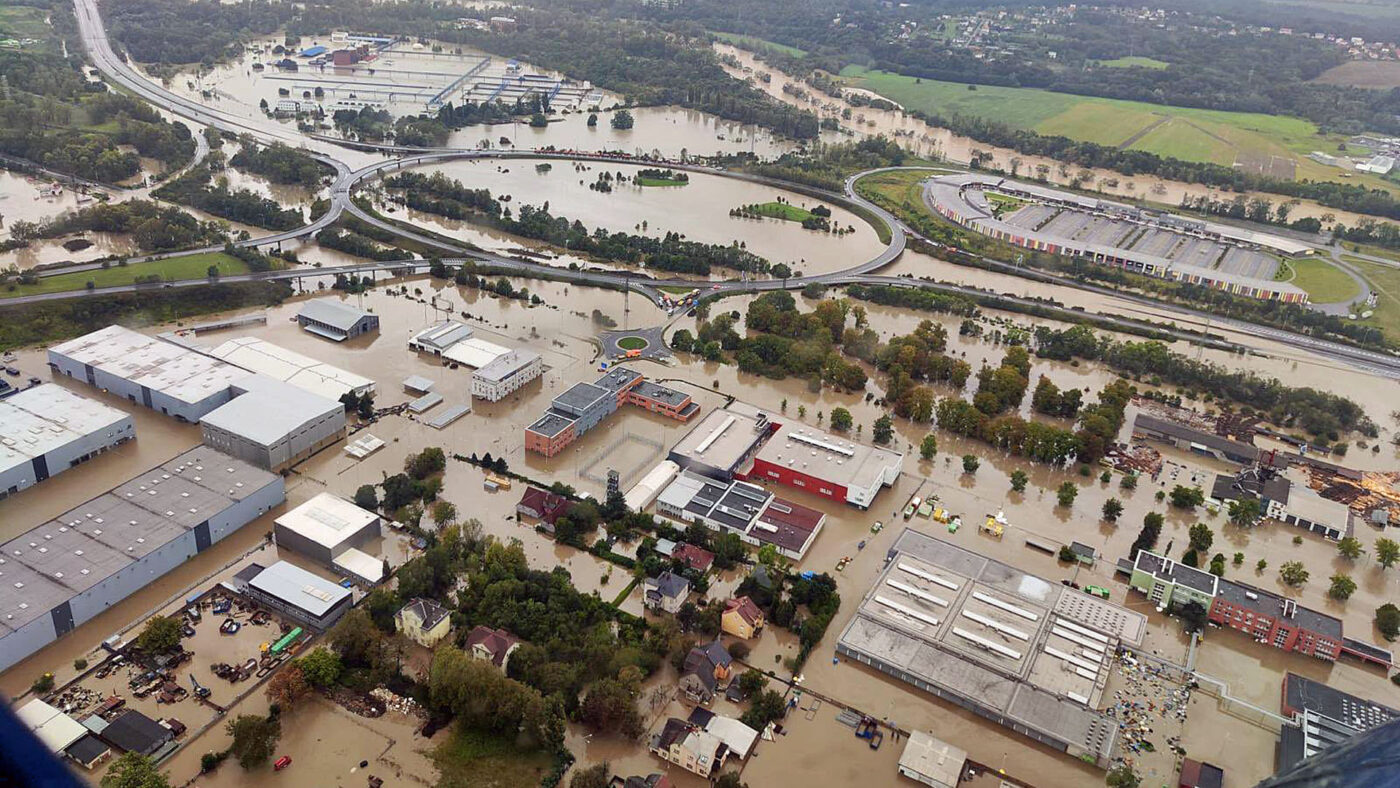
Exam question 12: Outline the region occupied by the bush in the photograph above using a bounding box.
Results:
[31,672,55,694]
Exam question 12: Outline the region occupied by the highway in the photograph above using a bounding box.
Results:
[62,0,1400,379]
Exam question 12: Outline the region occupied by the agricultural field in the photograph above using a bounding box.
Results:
[1276,256,1361,303]
[1312,60,1400,89]
[1096,56,1171,69]
[0,4,53,47]
[837,66,1396,187]
[710,31,806,58]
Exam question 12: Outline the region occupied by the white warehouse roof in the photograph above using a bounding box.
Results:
[247,560,351,617]
[298,299,374,331]
[0,384,130,474]
[201,375,343,447]
[205,336,374,400]
[17,699,87,753]
[443,337,510,369]
[49,325,246,407]
[275,491,379,550]
[409,320,473,352]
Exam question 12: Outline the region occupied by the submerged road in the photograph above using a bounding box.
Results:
[64,0,1400,379]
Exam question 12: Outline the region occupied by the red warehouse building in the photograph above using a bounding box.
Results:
[748,423,903,509]
[1209,578,1343,661]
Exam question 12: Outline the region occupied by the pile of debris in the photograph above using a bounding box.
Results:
[332,688,386,718]
[1105,443,1162,477]
[1306,467,1400,522]
[370,687,425,718]
[51,686,103,715]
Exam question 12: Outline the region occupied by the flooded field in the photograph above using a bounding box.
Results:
[380,158,884,277]
[0,266,1396,788]
[717,45,1378,228]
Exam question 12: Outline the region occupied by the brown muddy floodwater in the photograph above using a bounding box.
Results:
[379,158,884,278]
[717,45,1378,228]
[1,269,1395,788]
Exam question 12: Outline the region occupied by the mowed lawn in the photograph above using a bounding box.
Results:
[1278,256,1360,303]
[1097,56,1170,69]
[838,66,1327,169]
[0,252,254,299]
[712,31,806,58]
[1342,254,1400,341]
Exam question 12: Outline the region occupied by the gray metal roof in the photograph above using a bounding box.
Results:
[526,410,577,438]
[247,560,350,617]
[1216,578,1342,639]
[631,380,690,408]
[474,349,540,383]
[298,299,374,331]
[1134,551,1219,595]
[552,381,610,414]
[201,374,343,447]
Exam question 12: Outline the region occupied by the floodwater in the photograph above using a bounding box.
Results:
[718,45,1378,228]
[1,268,1397,787]
[382,158,884,277]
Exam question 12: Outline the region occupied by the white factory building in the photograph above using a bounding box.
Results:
[242,560,354,629]
[273,492,384,583]
[205,336,375,400]
[48,326,246,422]
[407,320,544,402]
[471,349,543,402]
[0,448,284,673]
[0,384,134,499]
[297,299,379,341]
[200,375,347,472]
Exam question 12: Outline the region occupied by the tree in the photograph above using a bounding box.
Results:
[265,663,310,708]
[135,615,183,653]
[1337,536,1365,561]
[737,669,769,698]
[226,714,281,769]
[570,763,610,788]
[1376,603,1400,641]
[1010,469,1028,493]
[1188,523,1214,553]
[610,109,634,129]
[431,500,458,527]
[297,647,342,687]
[1177,601,1208,633]
[102,752,171,788]
[1329,573,1357,601]
[1056,481,1078,508]
[579,674,643,738]
[740,688,787,731]
[586,112,598,127]
[1257,558,1268,572]
[1227,497,1261,526]
[1119,473,1137,491]
[715,774,749,788]
[829,407,853,432]
[1169,485,1205,509]
[1102,498,1123,522]
[1377,538,1400,569]
[919,433,937,460]
[962,454,980,474]
[1279,561,1310,587]
[353,484,379,511]
[1105,763,1140,788]
[872,414,894,445]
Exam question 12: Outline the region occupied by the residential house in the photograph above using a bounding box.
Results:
[464,625,522,672]
[721,596,765,640]
[644,571,691,614]
[516,486,574,532]
[671,543,714,573]
[396,598,452,648]
[678,640,733,704]
[649,718,728,779]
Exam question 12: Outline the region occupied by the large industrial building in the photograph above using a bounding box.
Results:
[1131,413,1260,465]
[200,375,346,471]
[526,367,697,457]
[666,403,773,481]
[273,492,383,583]
[749,422,904,509]
[296,299,380,341]
[0,384,134,499]
[836,528,1147,769]
[49,325,247,422]
[407,319,544,401]
[1277,672,1399,772]
[0,448,284,672]
[241,560,353,629]
[205,336,375,400]
[654,472,827,560]
[471,349,543,402]
[408,320,475,355]
[1210,468,1353,541]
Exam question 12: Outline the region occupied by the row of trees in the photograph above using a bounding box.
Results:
[6,199,226,252]
[229,140,329,186]
[153,166,305,230]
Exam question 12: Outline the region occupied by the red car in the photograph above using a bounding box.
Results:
[274,756,292,771]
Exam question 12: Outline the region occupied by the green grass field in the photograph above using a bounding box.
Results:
[711,31,807,58]
[0,252,253,299]
[0,5,53,48]
[743,201,819,222]
[1342,254,1400,339]
[432,726,553,788]
[1276,257,1360,303]
[1097,56,1170,69]
[617,335,649,350]
[636,176,688,187]
[837,66,1371,180]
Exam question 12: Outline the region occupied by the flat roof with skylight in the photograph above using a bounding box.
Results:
[205,337,374,400]
[275,492,380,551]
[49,325,246,407]
[0,384,130,470]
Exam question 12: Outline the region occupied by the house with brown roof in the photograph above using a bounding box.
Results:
[516,487,574,532]
[464,625,522,672]
[671,543,714,573]
[721,596,765,640]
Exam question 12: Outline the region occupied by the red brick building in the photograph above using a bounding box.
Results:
[1209,578,1342,661]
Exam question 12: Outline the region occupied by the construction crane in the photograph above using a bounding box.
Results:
[189,674,211,699]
